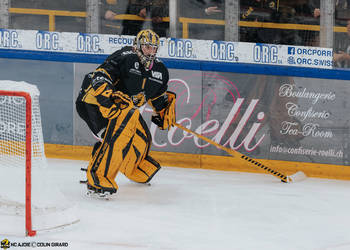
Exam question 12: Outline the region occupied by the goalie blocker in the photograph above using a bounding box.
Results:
[75,29,176,196]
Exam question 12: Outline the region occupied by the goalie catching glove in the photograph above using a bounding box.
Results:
[151,91,176,130]
[89,81,133,120]
[112,91,134,110]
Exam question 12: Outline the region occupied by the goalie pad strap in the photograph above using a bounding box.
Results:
[124,155,161,184]
[141,155,161,181]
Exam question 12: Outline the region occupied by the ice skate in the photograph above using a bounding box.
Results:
[86,184,117,200]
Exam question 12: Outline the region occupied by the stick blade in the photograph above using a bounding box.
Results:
[287,171,307,183]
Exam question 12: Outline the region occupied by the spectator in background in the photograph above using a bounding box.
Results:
[202,0,224,16]
[334,19,350,68]
[204,6,223,15]
[103,0,118,21]
[121,0,169,37]
[240,0,301,45]
[290,0,313,18]
[178,0,225,40]
[101,0,128,34]
[308,0,349,21]
[307,0,350,47]
[308,0,320,19]
[285,0,316,47]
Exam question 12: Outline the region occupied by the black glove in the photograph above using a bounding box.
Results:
[151,114,165,129]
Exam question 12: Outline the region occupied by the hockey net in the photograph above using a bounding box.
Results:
[0,80,78,236]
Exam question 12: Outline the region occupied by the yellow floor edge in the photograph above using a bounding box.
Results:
[45,143,350,181]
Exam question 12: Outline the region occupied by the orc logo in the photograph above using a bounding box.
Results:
[36,31,60,50]
[253,44,280,64]
[211,42,236,61]
[168,39,193,58]
[0,29,19,48]
[77,34,102,53]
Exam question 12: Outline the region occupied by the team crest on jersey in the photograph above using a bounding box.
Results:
[151,71,162,80]
[134,62,139,69]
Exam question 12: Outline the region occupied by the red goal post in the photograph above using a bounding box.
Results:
[0,89,35,236]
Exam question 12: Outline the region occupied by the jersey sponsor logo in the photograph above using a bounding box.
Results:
[130,68,141,75]
[151,71,162,80]
[149,77,163,84]
[121,50,134,56]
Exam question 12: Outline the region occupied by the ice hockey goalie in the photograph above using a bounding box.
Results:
[75,29,176,198]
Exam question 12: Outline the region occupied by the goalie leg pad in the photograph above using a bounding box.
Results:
[118,115,161,183]
[126,155,161,184]
[119,114,151,175]
[86,107,140,193]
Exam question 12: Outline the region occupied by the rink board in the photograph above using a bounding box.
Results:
[45,144,350,181]
[0,29,349,180]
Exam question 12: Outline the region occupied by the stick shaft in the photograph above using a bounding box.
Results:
[174,122,289,182]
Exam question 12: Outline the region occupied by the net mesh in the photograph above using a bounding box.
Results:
[0,80,78,235]
[0,83,46,169]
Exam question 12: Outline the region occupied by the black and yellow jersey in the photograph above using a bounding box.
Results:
[96,46,169,110]
[76,46,170,135]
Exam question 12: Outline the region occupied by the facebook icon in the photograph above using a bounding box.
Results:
[288,47,296,55]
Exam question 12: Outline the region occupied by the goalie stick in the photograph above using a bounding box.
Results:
[174,122,306,183]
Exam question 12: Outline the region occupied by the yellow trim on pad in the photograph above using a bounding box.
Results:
[45,144,350,181]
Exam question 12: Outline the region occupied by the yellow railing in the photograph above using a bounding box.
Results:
[114,15,347,38]
[178,17,347,38]
[8,8,347,38]
[9,8,87,31]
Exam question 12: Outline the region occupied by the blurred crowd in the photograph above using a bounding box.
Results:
[5,0,350,67]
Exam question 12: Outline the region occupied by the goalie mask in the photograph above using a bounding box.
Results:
[134,29,160,71]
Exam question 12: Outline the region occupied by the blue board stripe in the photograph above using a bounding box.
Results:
[1,48,350,80]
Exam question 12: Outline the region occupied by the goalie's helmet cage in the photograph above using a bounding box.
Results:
[133,29,160,70]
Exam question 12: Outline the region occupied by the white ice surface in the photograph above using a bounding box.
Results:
[2,158,350,250]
